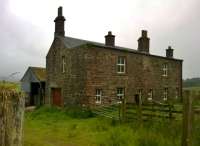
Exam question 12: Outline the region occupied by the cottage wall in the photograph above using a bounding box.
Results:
[46,39,182,107]
[84,45,182,106]
[46,38,87,106]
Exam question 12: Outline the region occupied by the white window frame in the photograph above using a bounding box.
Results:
[62,56,66,73]
[163,88,168,101]
[148,89,153,101]
[162,63,168,77]
[95,89,102,104]
[117,88,125,101]
[117,57,126,73]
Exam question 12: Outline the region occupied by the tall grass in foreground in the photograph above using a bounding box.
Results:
[0,81,20,91]
[24,106,200,146]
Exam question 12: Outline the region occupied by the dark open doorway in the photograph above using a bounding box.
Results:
[30,82,40,106]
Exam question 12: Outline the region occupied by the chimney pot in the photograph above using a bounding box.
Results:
[166,46,174,58]
[138,30,150,53]
[58,6,63,16]
[105,31,115,46]
[54,6,66,37]
[142,30,147,37]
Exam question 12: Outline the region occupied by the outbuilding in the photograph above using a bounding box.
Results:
[21,67,46,106]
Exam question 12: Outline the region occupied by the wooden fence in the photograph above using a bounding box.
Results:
[92,91,200,146]
[0,90,25,146]
[182,90,200,146]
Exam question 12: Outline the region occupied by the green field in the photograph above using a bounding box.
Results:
[23,106,200,146]
[183,86,200,92]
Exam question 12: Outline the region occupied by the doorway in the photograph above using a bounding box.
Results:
[134,94,142,105]
[51,88,62,106]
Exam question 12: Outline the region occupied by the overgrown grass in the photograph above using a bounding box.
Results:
[23,106,200,146]
[0,81,20,91]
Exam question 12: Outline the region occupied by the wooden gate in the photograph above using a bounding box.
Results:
[51,88,62,106]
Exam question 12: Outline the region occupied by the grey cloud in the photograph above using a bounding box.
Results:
[0,0,48,81]
[0,0,200,80]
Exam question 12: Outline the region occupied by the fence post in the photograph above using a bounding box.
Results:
[118,101,121,122]
[169,104,173,120]
[182,90,193,146]
[121,98,126,122]
[137,96,142,125]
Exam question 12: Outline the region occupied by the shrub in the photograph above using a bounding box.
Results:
[64,106,94,119]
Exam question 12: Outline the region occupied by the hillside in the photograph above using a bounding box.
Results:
[183,78,200,88]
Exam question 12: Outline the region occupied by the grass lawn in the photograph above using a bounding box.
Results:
[24,106,188,146]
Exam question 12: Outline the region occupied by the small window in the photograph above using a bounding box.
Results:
[62,56,66,73]
[117,57,126,73]
[162,63,168,76]
[95,89,102,104]
[148,89,153,101]
[163,88,168,101]
[117,88,125,100]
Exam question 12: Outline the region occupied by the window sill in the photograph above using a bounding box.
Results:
[116,72,127,76]
[95,102,101,104]
[162,75,168,77]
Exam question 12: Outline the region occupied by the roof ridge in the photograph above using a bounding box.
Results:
[64,36,136,51]
[29,66,46,69]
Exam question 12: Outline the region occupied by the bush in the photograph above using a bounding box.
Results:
[64,106,94,119]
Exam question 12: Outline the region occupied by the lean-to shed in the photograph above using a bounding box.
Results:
[21,67,46,106]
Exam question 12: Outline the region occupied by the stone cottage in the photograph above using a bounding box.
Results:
[46,7,183,107]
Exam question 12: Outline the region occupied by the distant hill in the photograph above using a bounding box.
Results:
[183,78,200,87]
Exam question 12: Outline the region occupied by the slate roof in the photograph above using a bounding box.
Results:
[30,67,46,82]
[58,36,182,61]
[60,36,138,53]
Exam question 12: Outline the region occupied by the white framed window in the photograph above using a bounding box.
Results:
[117,88,125,100]
[162,63,168,76]
[95,89,102,104]
[148,89,153,101]
[117,57,126,73]
[62,56,66,73]
[163,88,168,101]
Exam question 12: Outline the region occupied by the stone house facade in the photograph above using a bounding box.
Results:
[46,7,183,107]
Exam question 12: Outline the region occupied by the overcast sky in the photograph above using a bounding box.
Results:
[0,0,200,80]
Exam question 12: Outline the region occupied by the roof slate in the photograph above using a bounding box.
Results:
[58,36,182,61]
[30,67,46,82]
[60,36,137,52]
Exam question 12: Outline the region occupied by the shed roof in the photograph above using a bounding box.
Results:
[21,67,46,82]
[30,67,46,82]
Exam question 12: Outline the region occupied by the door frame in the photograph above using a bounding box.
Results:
[51,88,63,107]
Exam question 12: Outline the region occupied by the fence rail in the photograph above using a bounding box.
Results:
[92,91,200,146]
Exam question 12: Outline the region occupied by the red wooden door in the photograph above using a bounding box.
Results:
[52,88,62,106]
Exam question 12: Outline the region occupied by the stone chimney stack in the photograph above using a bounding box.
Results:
[54,6,66,37]
[166,46,174,58]
[138,30,150,53]
[105,31,115,46]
